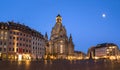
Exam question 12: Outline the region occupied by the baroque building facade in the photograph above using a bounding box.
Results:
[48,14,74,59]
[0,21,46,60]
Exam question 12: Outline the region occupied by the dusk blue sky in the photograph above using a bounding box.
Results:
[0,0,120,53]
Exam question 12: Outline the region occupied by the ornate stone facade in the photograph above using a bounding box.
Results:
[48,14,74,59]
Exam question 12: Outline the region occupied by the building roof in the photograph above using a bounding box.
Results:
[96,43,118,48]
[0,21,45,39]
[56,14,61,17]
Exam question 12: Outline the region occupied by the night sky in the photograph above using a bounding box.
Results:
[0,0,120,53]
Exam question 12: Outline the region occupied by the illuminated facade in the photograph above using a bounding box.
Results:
[87,43,119,60]
[0,23,8,60]
[73,51,85,60]
[31,31,45,60]
[0,21,46,60]
[48,14,74,59]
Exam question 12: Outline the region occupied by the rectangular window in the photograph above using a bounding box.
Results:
[26,35,28,37]
[23,49,25,52]
[20,43,22,46]
[26,44,28,47]
[0,48,2,51]
[0,42,2,45]
[9,48,11,51]
[4,48,6,52]
[26,50,28,52]
[1,31,3,34]
[26,39,28,42]
[5,27,7,29]
[13,37,15,39]
[60,45,63,53]
[10,31,12,34]
[29,50,31,53]
[29,45,31,47]
[12,48,14,51]
[16,48,18,52]
[17,32,19,35]
[4,37,7,40]
[23,44,25,46]
[4,42,6,45]
[20,38,22,40]
[10,36,12,39]
[13,32,15,34]
[17,43,19,46]
[23,38,25,41]
[17,37,19,40]
[1,26,3,29]
[9,42,11,45]
[5,32,7,34]
[20,33,22,36]
[13,42,15,45]
[29,40,31,43]
[1,37,3,40]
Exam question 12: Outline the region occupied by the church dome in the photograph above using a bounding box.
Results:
[51,14,67,40]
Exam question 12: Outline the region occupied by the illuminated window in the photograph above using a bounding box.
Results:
[1,26,3,29]
[60,45,63,53]
[4,37,7,40]
[60,40,63,43]
[18,54,22,61]
[1,37,3,40]
[5,32,7,34]
[5,27,7,29]
[1,31,3,34]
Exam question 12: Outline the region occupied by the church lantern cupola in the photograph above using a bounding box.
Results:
[56,14,62,23]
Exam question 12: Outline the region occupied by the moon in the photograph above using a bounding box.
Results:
[102,13,106,18]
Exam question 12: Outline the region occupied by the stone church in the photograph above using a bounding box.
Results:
[47,14,74,59]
